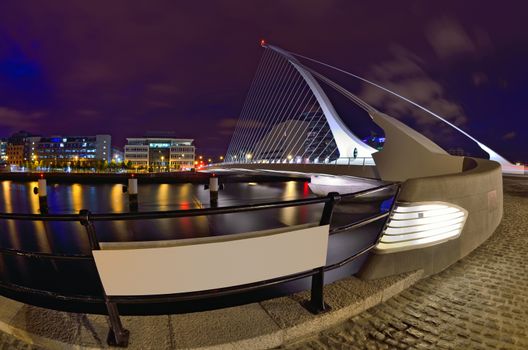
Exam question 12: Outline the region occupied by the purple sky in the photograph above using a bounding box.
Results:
[0,1,527,161]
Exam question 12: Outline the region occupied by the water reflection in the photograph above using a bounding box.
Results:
[0,181,320,254]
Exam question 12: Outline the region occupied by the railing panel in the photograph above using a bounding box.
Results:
[93,225,330,296]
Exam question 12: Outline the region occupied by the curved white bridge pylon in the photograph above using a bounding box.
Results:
[225,42,523,176]
[265,44,376,159]
[285,48,524,175]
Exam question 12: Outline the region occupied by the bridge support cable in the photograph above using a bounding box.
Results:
[252,49,317,162]
[226,43,377,164]
[226,48,271,161]
[231,50,285,162]
[280,102,321,163]
[227,49,275,161]
[265,87,314,163]
[299,108,328,161]
[252,78,306,162]
[239,51,296,162]
[250,58,305,161]
[248,53,313,162]
[306,127,333,161]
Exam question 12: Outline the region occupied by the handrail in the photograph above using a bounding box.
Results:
[0,181,400,347]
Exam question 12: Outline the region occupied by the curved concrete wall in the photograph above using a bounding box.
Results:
[359,157,503,279]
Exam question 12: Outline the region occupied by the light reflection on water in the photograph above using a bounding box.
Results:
[0,181,321,254]
[0,179,393,301]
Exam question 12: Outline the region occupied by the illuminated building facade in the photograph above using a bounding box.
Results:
[0,138,6,162]
[5,131,39,166]
[34,135,112,165]
[124,137,195,171]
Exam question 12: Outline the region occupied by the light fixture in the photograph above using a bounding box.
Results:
[376,202,468,253]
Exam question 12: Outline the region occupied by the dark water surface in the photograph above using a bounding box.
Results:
[0,180,322,254]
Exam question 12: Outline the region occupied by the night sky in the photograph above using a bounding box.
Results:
[0,1,527,162]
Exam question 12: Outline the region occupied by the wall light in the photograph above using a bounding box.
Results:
[376,202,468,254]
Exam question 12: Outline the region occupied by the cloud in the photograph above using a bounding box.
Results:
[217,117,264,136]
[145,100,173,108]
[146,84,181,95]
[426,17,477,59]
[502,131,516,140]
[0,107,45,131]
[472,72,488,87]
[359,47,468,140]
[75,109,100,117]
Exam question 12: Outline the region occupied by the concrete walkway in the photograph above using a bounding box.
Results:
[283,176,528,349]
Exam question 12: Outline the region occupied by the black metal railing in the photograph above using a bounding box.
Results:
[0,182,400,347]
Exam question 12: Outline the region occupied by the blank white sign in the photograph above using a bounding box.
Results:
[93,225,330,296]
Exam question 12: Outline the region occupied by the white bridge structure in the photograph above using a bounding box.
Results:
[225,41,524,177]
[218,42,506,289]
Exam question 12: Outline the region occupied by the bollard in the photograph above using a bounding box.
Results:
[128,176,138,212]
[37,176,48,214]
[209,174,219,207]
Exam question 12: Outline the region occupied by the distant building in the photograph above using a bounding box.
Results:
[34,135,112,166]
[124,137,195,171]
[362,136,385,151]
[6,131,39,166]
[0,138,7,162]
[6,144,25,166]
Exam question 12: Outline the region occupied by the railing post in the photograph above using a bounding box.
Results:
[80,209,129,347]
[79,209,100,250]
[319,192,340,226]
[303,192,340,314]
[105,302,130,347]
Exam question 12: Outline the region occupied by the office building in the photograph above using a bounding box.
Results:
[34,135,112,165]
[0,138,6,162]
[124,137,195,171]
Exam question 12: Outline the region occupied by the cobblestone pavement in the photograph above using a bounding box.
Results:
[284,177,528,350]
[0,332,41,350]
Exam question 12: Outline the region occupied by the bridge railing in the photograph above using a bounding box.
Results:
[0,182,399,347]
[218,156,376,166]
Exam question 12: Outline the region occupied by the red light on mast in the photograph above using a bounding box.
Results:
[260,39,267,47]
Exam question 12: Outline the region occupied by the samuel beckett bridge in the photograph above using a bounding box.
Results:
[223,40,524,177]
[0,41,516,348]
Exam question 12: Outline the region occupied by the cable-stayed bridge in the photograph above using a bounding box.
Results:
[223,41,524,178]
